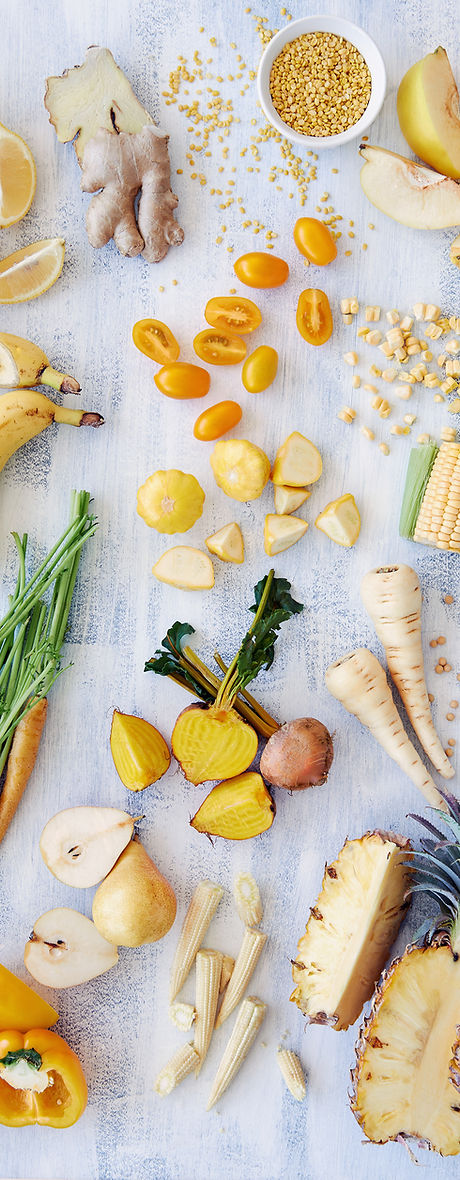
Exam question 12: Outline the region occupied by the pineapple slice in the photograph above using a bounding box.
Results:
[315,493,361,547]
[351,944,460,1155]
[206,522,244,563]
[271,432,322,487]
[264,514,308,555]
[273,485,311,515]
[291,831,411,1030]
[153,547,214,590]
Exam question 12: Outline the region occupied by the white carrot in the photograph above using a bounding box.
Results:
[361,564,454,780]
[325,648,447,811]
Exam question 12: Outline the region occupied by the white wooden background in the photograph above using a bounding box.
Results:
[0,1,459,1177]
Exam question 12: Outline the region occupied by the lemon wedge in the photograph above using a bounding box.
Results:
[0,238,65,304]
[315,494,361,547]
[0,122,36,227]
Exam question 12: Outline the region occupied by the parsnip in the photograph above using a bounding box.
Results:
[360,565,454,780]
[325,649,447,810]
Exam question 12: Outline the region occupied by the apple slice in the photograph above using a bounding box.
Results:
[273,485,310,515]
[153,546,214,590]
[315,493,361,547]
[264,514,308,556]
[39,806,135,887]
[359,144,460,228]
[397,47,460,180]
[271,432,322,487]
[25,908,118,988]
[206,522,244,563]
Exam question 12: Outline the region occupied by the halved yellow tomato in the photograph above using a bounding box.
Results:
[194,400,242,441]
[242,346,278,393]
[154,362,210,399]
[133,318,180,363]
[296,289,333,346]
[234,252,289,289]
[293,218,337,266]
[205,296,262,334]
[193,329,246,366]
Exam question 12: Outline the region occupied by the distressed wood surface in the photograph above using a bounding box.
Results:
[0,0,459,1177]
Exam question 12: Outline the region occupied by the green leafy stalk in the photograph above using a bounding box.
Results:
[145,571,303,736]
[0,491,97,778]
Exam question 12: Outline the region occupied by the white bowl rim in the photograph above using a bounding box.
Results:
[257,15,387,149]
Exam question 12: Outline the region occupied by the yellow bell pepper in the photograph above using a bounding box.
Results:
[0,1029,87,1128]
[0,962,58,1031]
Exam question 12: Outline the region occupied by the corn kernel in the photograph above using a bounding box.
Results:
[390,424,404,436]
[366,329,382,346]
[394,385,413,400]
[441,426,457,442]
[343,351,358,366]
[446,360,460,377]
[369,364,382,378]
[417,433,431,444]
[403,414,416,425]
[400,316,413,331]
[342,313,352,325]
[438,354,447,367]
[363,383,377,394]
[425,323,443,340]
[423,373,441,388]
[434,393,445,403]
[379,442,390,455]
[365,305,380,322]
[360,425,375,440]
[386,309,400,325]
[406,343,421,356]
[349,298,359,314]
[446,339,460,355]
[441,378,457,394]
[372,396,383,411]
[338,408,354,423]
[413,303,426,320]
[382,368,397,383]
[379,342,395,358]
[448,398,460,413]
[357,326,370,338]
[352,375,361,389]
[425,304,441,321]
[340,299,351,314]
[394,347,408,362]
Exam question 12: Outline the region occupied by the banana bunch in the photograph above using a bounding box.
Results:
[0,390,103,474]
[0,332,80,392]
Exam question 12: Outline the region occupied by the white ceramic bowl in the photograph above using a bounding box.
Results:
[257,16,386,149]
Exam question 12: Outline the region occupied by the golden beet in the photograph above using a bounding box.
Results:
[172,704,258,785]
[110,710,170,791]
[190,772,275,840]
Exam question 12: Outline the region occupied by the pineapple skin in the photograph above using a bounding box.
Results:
[351,942,460,1156]
[291,830,412,1031]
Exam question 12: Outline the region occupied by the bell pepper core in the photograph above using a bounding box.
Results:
[0,1029,87,1128]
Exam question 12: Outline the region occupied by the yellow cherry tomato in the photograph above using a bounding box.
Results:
[296,289,333,346]
[234,252,289,289]
[193,329,247,366]
[193,400,242,441]
[293,218,337,266]
[242,346,278,393]
[205,296,262,334]
[132,318,180,363]
[154,362,210,400]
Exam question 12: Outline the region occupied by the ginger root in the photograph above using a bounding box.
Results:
[44,47,184,263]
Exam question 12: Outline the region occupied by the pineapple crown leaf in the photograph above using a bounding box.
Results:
[409,795,460,951]
[409,849,460,894]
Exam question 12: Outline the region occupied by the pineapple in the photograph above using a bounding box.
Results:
[351,795,460,1156]
[291,831,411,1030]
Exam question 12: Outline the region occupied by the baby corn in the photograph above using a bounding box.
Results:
[220,954,235,993]
[206,997,266,1110]
[169,880,224,1002]
[215,927,267,1028]
[276,1049,307,1101]
[233,871,263,927]
[154,1043,200,1096]
[194,949,222,1074]
[169,1002,196,1031]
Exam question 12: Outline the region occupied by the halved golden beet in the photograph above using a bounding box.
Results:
[190,772,275,839]
[110,711,171,791]
[172,704,258,785]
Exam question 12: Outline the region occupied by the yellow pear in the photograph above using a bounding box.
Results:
[397,48,460,179]
[92,838,176,947]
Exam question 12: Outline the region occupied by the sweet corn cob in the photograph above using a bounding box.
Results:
[400,441,460,552]
[169,880,224,1002]
[169,1002,196,1031]
[193,949,222,1074]
[220,954,235,993]
[206,997,267,1110]
[215,928,267,1029]
[234,871,263,927]
[276,1049,307,1101]
[154,1043,200,1096]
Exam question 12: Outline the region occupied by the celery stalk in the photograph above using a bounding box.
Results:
[399,442,438,539]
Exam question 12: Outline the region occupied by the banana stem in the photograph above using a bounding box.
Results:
[53,405,103,427]
[40,366,81,394]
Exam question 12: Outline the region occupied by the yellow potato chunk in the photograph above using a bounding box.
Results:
[153,547,214,590]
[137,469,205,533]
[271,432,323,487]
[315,494,361,547]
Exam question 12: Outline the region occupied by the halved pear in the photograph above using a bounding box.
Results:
[397,47,460,179]
[273,485,310,514]
[39,806,135,887]
[153,546,214,590]
[451,233,460,269]
[206,522,244,563]
[264,514,308,556]
[24,908,118,987]
[359,144,460,228]
[271,433,322,487]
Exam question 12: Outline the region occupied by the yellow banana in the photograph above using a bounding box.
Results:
[0,332,80,392]
[0,389,103,474]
